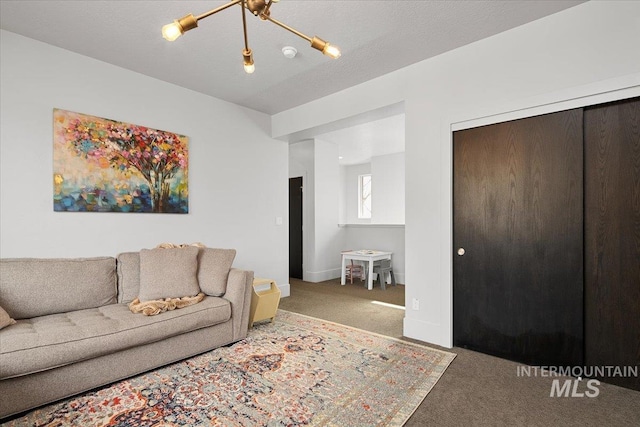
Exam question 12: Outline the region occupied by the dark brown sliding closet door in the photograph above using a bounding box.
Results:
[453,109,584,366]
[584,97,640,390]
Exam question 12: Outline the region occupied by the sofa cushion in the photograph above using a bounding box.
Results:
[0,305,16,330]
[138,246,200,302]
[197,248,236,296]
[0,257,117,320]
[116,252,140,304]
[0,296,231,379]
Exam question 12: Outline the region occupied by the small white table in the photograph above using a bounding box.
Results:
[341,250,392,290]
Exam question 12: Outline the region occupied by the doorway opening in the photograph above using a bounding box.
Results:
[289,176,303,279]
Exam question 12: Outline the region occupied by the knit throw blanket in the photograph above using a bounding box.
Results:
[128,293,205,316]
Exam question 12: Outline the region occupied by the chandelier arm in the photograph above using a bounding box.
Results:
[263,0,275,16]
[163,0,340,63]
[241,0,250,50]
[261,14,312,43]
[196,0,243,21]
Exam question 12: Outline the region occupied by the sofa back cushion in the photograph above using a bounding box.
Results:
[138,246,200,302]
[197,248,236,296]
[115,247,236,302]
[0,257,117,319]
[116,252,140,304]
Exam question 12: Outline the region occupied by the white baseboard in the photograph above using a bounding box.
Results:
[403,316,452,348]
[303,268,341,283]
[278,282,290,298]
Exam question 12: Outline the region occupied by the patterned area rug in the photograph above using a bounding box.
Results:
[5,310,455,426]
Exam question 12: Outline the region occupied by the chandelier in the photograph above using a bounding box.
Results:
[162,0,341,74]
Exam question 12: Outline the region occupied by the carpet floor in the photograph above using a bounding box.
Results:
[3,310,454,427]
[280,278,640,426]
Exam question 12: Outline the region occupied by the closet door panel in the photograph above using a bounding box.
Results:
[453,109,584,366]
[585,97,640,391]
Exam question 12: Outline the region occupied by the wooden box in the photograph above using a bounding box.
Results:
[249,278,281,328]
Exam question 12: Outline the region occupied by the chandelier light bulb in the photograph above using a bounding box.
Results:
[162,22,183,41]
[310,36,341,59]
[323,44,341,59]
[162,14,198,41]
[243,48,255,74]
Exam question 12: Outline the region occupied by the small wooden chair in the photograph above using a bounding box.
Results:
[345,260,365,284]
[342,251,365,284]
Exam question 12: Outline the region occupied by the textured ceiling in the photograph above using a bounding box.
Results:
[0,0,584,115]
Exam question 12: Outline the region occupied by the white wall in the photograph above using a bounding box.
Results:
[340,154,405,224]
[289,139,345,282]
[312,139,345,281]
[0,30,290,294]
[339,156,405,282]
[371,153,405,224]
[294,150,405,283]
[341,163,371,224]
[338,165,346,224]
[273,1,640,347]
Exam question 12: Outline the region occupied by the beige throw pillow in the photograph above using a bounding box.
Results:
[197,248,236,296]
[0,305,17,330]
[138,246,200,302]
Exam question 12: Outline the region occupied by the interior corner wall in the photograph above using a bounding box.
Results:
[0,30,289,289]
[338,165,346,224]
[343,163,371,224]
[272,1,640,347]
[371,153,405,224]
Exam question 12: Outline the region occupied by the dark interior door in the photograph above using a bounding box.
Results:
[584,97,640,391]
[289,177,303,279]
[453,109,584,366]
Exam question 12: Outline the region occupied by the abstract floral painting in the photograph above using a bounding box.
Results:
[53,109,188,213]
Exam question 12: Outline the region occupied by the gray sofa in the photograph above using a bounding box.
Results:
[0,249,253,419]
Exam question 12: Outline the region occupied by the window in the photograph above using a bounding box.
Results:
[358,174,372,219]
